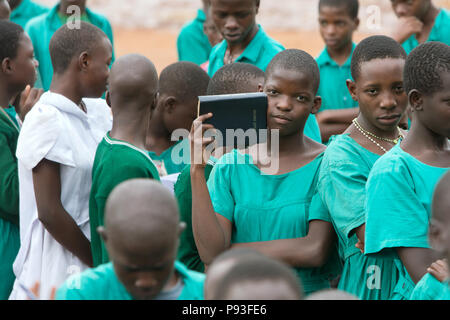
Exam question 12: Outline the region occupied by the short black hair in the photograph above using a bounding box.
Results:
[0,20,24,62]
[404,41,450,96]
[213,255,304,300]
[265,49,321,95]
[159,61,210,101]
[350,35,407,81]
[49,21,108,74]
[318,0,359,19]
[207,62,265,95]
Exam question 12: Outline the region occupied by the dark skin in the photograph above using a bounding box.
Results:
[59,0,86,16]
[210,0,260,65]
[6,0,20,11]
[316,5,360,143]
[390,0,440,44]
[190,67,336,267]
[0,0,10,19]
[33,37,112,268]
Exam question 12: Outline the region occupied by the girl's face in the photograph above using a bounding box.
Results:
[10,33,38,90]
[263,68,321,137]
[348,58,407,133]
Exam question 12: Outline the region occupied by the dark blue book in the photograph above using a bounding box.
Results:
[198,92,268,148]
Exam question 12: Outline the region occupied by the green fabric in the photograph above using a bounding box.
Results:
[0,219,19,299]
[24,4,115,91]
[207,25,284,77]
[402,9,450,54]
[304,114,322,144]
[4,106,19,128]
[89,133,160,267]
[177,9,212,65]
[174,163,214,273]
[318,134,398,300]
[56,261,205,300]
[9,0,49,29]
[410,273,450,300]
[207,150,342,295]
[148,139,190,175]
[365,144,449,300]
[316,43,358,112]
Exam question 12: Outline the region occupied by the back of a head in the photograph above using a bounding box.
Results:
[159,61,210,101]
[265,49,321,95]
[403,42,450,96]
[212,254,304,300]
[306,289,359,300]
[49,21,108,74]
[207,62,265,95]
[0,20,24,62]
[318,0,359,19]
[350,35,407,81]
[432,171,450,224]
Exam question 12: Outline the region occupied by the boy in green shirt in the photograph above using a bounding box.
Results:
[390,0,450,54]
[8,0,48,28]
[89,54,160,267]
[24,0,114,90]
[146,61,209,176]
[315,0,359,143]
[58,179,205,300]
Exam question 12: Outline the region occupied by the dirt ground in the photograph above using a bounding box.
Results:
[113,28,373,74]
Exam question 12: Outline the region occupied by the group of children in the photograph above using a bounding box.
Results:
[0,0,449,301]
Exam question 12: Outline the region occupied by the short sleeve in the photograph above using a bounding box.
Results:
[364,157,430,255]
[16,104,75,170]
[308,189,331,222]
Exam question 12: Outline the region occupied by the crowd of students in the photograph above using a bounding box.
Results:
[0,0,449,301]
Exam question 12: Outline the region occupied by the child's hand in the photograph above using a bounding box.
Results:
[355,239,365,254]
[16,85,44,122]
[189,113,215,169]
[28,281,56,300]
[392,16,424,43]
[427,259,449,283]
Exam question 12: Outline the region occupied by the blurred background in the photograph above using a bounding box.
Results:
[36,0,450,72]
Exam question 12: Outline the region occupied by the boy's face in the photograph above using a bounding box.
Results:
[390,0,430,19]
[81,36,112,98]
[263,68,320,137]
[59,0,86,12]
[318,5,358,52]
[162,96,198,133]
[348,58,407,132]
[210,0,258,45]
[9,33,38,90]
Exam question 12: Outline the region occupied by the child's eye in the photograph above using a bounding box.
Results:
[297,95,307,102]
[267,89,278,96]
[394,86,404,94]
[366,89,378,96]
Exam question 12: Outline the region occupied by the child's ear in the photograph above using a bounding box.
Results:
[346,79,358,101]
[163,96,177,114]
[311,96,322,115]
[1,57,12,74]
[428,220,445,253]
[354,17,360,30]
[258,83,264,92]
[97,226,108,243]
[79,51,89,71]
[408,89,423,112]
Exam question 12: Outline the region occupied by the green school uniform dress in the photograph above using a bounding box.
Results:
[317,134,398,300]
[316,43,358,112]
[9,0,49,29]
[207,150,341,295]
[148,139,190,176]
[365,144,449,300]
[410,273,450,300]
[56,261,205,300]
[89,133,160,267]
[24,4,115,91]
[177,9,212,65]
[0,107,21,299]
[402,9,450,54]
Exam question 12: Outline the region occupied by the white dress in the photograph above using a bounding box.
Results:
[9,92,112,300]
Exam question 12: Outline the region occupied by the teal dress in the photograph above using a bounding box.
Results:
[148,139,190,175]
[317,134,398,300]
[207,150,342,295]
[177,9,212,65]
[365,144,449,299]
[316,43,358,112]
[410,273,450,300]
[402,9,450,54]
[10,0,49,29]
[24,4,115,91]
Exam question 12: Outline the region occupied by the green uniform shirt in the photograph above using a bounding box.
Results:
[148,139,190,176]
[9,0,49,29]
[207,25,284,77]
[410,273,450,300]
[56,261,205,300]
[0,108,21,299]
[207,150,342,295]
[177,9,212,65]
[89,133,160,267]
[318,134,398,300]
[365,144,449,299]
[316,43,358,112]
[402,9,450,54]
[24,4,115,91]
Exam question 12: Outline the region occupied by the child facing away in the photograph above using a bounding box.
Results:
[9,22,113,300]
[364,41,450,300]
[57,179,205,300]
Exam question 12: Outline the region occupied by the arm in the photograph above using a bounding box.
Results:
[390,16,423,44]
[33,159,93,267]
[316,108,359,142]
[396,247,442,284]
[231,220,336,268]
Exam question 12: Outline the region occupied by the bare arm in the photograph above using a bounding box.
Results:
[396,247,442,284]
[33,159,93,267]
[316,108,359,142]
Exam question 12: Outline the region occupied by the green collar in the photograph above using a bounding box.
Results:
[317,42,356,68]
